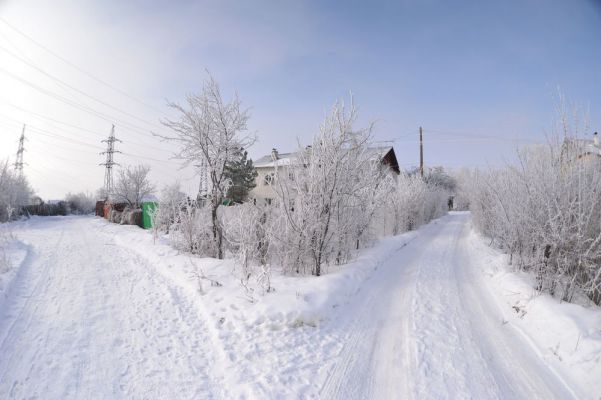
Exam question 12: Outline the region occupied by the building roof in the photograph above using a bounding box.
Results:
[253,146,399,173]
[254,152,296,168]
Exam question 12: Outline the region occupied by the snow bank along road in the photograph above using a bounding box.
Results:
[0,214,587,399]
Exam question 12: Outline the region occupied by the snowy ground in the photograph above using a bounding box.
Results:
[0,212,599,399]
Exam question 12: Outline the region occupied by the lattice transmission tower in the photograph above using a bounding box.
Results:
[197,155,209,202]
[99,125,121,200]
[13,124,26,176]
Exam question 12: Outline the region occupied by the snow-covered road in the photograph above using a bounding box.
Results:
[0,213,586,399]
[319,212,578,400]
[0,217,227,399]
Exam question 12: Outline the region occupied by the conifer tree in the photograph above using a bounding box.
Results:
[224,149,258,203]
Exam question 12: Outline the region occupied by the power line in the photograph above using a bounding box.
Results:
[0,65,162,138]
[1,101,172,153]
[0,112,104,151]
[3,101,104,138]
[0,44,164,130]
[27,166,87,196]
[424,128,541,143]
[0,112,181,172]
[0,16,165,115]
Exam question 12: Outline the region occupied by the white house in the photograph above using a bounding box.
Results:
[249,146,400,205]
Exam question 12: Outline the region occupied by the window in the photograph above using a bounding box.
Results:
[264,172,274,186]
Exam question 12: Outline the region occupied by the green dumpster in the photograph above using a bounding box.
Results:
[141,201,158,229]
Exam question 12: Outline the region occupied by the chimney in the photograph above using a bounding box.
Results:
[594,132,599,147]
[271,148,279,161]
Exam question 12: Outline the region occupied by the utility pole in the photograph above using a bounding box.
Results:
[14,124,26,176]
[419,126,424,178]
[99,125,121,201]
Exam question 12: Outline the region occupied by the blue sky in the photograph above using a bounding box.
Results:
[0,0,600,197]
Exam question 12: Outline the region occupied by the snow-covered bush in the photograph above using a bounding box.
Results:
[0,160,32,222]
[149,182,187,238]
[169,200,216,256]
[268,99,391,276]
[222,203,271,293]
[382,171,449,236]
[469,105,601,305]
[65,192,96,214]
[451,168,475,211]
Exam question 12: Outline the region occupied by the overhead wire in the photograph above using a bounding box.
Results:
[0,44,164,130]
[2,101,173,153]
[0,16,165,115]
[0,65,167,141]
[0,113,183,184]
[0,19,201,187]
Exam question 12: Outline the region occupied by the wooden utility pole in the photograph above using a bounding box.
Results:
[419,126,424,178]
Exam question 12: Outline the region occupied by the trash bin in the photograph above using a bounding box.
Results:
[141,201,158,229]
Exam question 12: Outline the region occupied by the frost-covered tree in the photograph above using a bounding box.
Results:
[469,102,601,305]
[112,165,156,208]
[159,74,255,259]
[0,160,33,222]
[424,166,456,192]
[269,98,391,276]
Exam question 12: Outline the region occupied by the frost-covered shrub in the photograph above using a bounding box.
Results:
[169,200,216,256]
[471,143,601,304]
[469,104,601,305]
[451,168,475,211]
[149,183,187,237]
[0,160,32,222]
[382,172,449,236]
[65,192,96,214]
[268,99,391,276]
[222,203,271,292]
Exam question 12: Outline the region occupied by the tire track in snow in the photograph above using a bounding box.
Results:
[319,229,435,400]
[0,227,66,395]
[0,218,227,399]
[319,213,579,400]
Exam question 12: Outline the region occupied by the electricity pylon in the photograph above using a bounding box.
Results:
[99,125,121,200]
[14,124,26,176]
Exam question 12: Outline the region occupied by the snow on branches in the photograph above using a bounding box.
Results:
[152,92,452,287]
[158,74,255,259]
[268,98,392,276]
[112,165,156,209]
[467,104,601,305]
[0,160,32,222]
